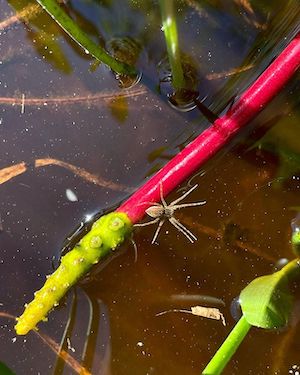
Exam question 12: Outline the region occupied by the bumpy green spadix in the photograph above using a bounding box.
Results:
[15,212,132,335]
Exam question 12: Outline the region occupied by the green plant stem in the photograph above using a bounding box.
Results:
[35,0,137,76]
[202,316,251,375]
[159,0,185,90]
[15,212,132,335]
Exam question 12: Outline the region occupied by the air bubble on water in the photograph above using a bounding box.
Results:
[230,296,242,321]
[274,257,289,271]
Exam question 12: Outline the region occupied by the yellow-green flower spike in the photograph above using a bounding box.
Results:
[15,212,132,335]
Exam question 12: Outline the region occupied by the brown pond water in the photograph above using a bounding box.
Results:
[0,0,299,374]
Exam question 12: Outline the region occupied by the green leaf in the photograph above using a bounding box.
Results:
[240,259,300,329]
[240,270,292,329]
[0,362,16,375]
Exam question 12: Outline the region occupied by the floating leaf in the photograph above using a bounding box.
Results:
[240,259,300,329]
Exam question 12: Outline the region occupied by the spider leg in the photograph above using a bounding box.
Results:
[172,200,206,210]
[170,184,198,206]
[169,217,197,243]
[134,218,160,227]
[151,218,166,244]
[159,181,168,207]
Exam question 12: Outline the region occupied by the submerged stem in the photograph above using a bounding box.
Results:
[202,316,251,375]
[159,0,185,90]
[35,0,137,76]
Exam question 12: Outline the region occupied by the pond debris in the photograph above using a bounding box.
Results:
[135,183,206,244]
[206,63,255,80]
[0,311,90,373]
[0,158,133,193]
[0,3,41,30]
[0,86,146,108]
[0,162,27,185]
[233,0,268,30]
[21,93,25,114]
[170,294,225,306]
[66,337,75,353]
[65,188,78,202]
[156,305,226,326]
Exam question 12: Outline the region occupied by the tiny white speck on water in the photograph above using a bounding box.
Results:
[137,341,144,347]
[12,337,17,343]
[66,188,78,202]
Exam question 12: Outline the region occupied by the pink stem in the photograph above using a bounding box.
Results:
[117,33,300,223]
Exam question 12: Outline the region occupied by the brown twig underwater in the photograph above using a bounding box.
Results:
[0,87,147,109]
[0,3,41,30]
[0,312,91,375]
[0,163,27,185]
[206,64,255,80]
[0,159,133,193]
[177,213,277,263]
[234,0,255,14]
[233,0,267,30]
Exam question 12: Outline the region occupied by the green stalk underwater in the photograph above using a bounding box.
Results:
[35,0,138,76]
[202,316,251,375]
[15,212,132,335]
[159,0,185,90]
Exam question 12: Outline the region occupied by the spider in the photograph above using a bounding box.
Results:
[135,183,206,244]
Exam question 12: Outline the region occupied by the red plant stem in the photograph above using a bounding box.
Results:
[117,33,300,223]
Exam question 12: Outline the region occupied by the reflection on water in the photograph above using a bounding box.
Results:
[52,290,112,375]
[0,0,299,374]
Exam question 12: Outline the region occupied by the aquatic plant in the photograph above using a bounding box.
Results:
[35,0,138,77]
[14,28,300,336]
[15,212,132,335]
[202,220,300,374]
[159,0,185,90]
